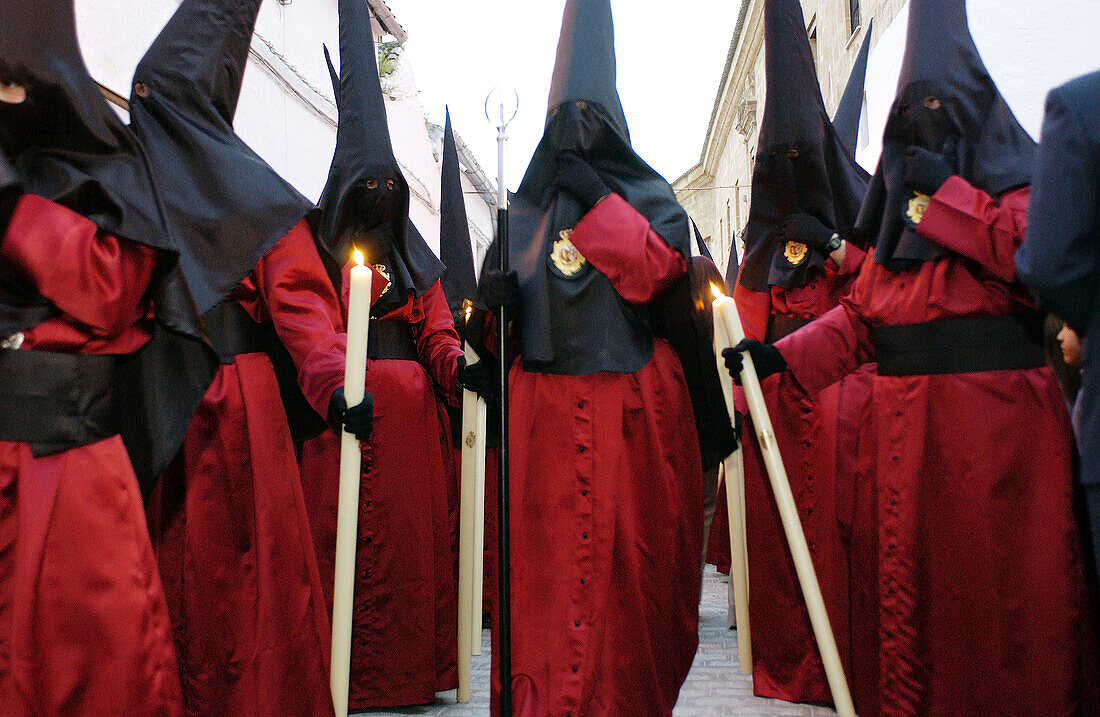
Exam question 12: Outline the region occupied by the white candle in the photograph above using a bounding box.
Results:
[457,304,491,698]
[331,248,371,717]
[710,292,752,675]
[457,333,476,702]
[469,337,488,657]
[711,287,855,717]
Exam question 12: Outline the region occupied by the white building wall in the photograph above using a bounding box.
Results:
[73,0,496,266]
[461,170,495,275]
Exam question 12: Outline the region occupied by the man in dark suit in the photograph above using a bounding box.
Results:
[1017,69,1100,576]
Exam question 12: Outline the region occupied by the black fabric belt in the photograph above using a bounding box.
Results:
[0,349,118,456]
[874,314,1045,377]
[368,319,418,361]
[204,300,266,364]
[765,314,813,344]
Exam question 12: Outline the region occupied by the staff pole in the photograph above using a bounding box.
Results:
[486,88,518,716]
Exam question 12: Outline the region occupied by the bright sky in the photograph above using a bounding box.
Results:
[382,0,744,191]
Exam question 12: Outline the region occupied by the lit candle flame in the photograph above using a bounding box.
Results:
[353,248,365,267]
[465,305,473,323]
[711,283,727,300]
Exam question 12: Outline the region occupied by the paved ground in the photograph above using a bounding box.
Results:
[354,566,836,716]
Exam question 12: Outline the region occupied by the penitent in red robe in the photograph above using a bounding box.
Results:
[0,195,183,716]
[300,280,463,709]
[491,195,703,717]
[708,244,873,707]
[776,179,1097,715]
[147,220,345,717]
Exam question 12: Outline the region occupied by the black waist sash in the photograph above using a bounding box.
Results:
[766,314,813,344]
[874,314,1045,377]
[0,349,118,455]
[368,319,418,361]
[204,300,266,364]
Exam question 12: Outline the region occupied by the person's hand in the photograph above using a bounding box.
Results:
[779,213,837,254]
[904,145,955,196]
[721,339,787,385]
[330,386,374,440]
[552,151,611,212]
[479,269,519,312]
[456,355,497,402]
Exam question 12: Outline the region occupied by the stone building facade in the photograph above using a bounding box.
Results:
[675,0,1100,278]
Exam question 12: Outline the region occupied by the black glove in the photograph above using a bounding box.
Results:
[330,386,374,441]
[722,339,787,386]
[779,213,837,253]
[479,269,519,312]
[552,151,611,212]
[456,355,497,402]
[904,145,955,196]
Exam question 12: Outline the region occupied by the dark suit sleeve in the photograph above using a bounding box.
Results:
[1016,87,1100,334]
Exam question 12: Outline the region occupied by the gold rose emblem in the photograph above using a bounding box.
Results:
[784,241,809,266]
[551,229,587,276]
[374,263,392,296]
[907,192,931,226]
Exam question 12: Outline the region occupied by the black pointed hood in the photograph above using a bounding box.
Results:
[833,21,873,157]
[508,0,693,368]
[438,110,477,317]
[861,0,1036,271]
[544,0,629,142]
[725,232,741,290]
[318,0,443,316]
[738,0,870,293]
[0,0,173,255]
[128,0,315,314]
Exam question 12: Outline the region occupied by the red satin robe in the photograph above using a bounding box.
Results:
[300,280,463,709]
[491,195,703,717]
[0,195,183,716]
[708,243,870,706]
[776,179,1096,715]
[147,221,344,717]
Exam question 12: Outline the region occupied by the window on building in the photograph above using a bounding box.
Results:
[734,188,742,232]
[849,0,861,36]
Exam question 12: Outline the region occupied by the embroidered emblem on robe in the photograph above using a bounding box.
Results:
[374,264,392,296]
[784,241,809,266]
[552,229,587,276]
[907,191,931,225]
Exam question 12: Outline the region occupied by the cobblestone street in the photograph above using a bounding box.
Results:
[355,566,836,716]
